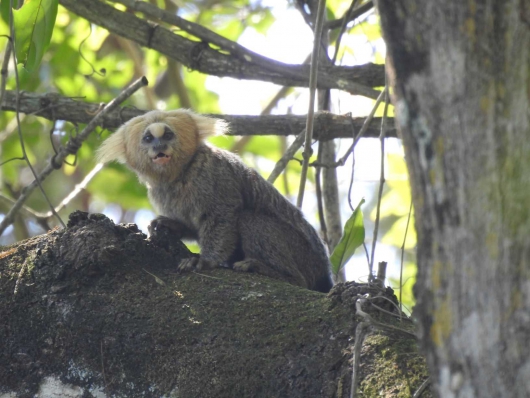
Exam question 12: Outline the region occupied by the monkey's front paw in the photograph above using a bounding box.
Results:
[149,216,185,238]
[177,256,216,272]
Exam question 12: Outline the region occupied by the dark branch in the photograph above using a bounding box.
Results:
[58,0,385,97]
[0,90,397,140]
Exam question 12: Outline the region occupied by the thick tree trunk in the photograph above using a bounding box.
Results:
[0,212,428,397]
[377,1,530,397]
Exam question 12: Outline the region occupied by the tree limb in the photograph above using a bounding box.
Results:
[58,0,384,98]
[0,90,397,140]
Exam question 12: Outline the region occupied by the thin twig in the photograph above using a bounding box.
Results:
[9,0,66,229]
[267,130,306,184]
[356,296,416,337]
[0,37,12,108]
[297,0,327,208]
[369,86,390,280]
[0,163,102,231]
[412,377,431,398]
[13,260,26,295]
[49,163,104,216]
[0,113,24,144]
[399,200,414,312]
[315,142,329,246]
[0,76,148,236]
[350,320,367,398]
[370,303,403,320]
[336,88,387,166]
[364,295,409,321]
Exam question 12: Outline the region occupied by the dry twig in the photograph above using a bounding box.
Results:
[0,38,12,108]
[369,86,390,280]
[297,0,327,208]
[267,131,306,184]
[412,377,431,398]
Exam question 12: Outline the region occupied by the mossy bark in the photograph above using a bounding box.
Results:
[0,212,429,397]
[377,0,530,396]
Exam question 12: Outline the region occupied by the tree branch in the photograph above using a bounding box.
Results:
[0,90,397,140]
[58,0,384,98]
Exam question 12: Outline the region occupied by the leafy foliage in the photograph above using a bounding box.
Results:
[330,198,365,277]
[8,0,58,72]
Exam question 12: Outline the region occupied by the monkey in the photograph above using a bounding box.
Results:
[96,109,333,293]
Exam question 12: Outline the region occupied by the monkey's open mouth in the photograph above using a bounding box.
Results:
[152,153,171,165]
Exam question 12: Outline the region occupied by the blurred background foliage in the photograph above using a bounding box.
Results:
[0,0,416,310]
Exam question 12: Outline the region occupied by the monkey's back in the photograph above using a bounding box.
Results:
[151,144,333,292]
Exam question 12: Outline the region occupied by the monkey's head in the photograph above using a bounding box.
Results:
[96,110,227,183]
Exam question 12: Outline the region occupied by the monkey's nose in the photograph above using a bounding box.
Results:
[153,143,168,152]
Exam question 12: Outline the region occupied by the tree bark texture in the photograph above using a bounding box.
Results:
[0,212,429,397]
[376,1,530,397]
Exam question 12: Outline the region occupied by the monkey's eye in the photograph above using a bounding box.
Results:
[162,127,174,140]
[143,132,154,143]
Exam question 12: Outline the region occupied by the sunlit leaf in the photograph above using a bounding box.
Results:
[88,166,150,209]
[330,198,365,276]
[13,0,58,72]
[382,214,416,249]
[245,136,281,159]
[247,9,274,34]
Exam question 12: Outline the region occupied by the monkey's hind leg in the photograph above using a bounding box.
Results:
[233,258,289,281]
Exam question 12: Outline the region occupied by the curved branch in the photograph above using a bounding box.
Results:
[58,0,384,98]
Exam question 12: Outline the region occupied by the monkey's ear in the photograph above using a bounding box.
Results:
[96,127,127,164]
[188,113,229,140]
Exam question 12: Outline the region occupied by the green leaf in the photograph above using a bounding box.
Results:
[330,198,365,276]
[13,0,58,72]
[0,0,10,24]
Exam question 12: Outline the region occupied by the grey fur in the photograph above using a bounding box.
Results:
[97,110,333,292]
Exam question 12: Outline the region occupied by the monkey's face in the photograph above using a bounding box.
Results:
[97,109,226,184]
[140,122,177,166]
